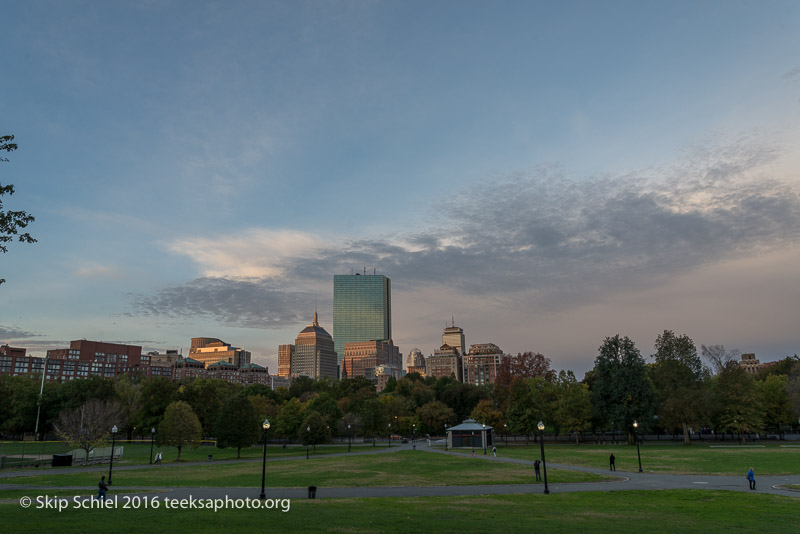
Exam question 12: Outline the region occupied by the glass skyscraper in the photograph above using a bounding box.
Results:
[333,273,392,377]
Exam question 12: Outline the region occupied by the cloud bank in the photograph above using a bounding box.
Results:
[133,136,800,330]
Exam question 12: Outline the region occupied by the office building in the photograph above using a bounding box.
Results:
[189,337,251,367]
[341,339,401,381]
[277,344,294,377]
[291,312,338,380]
[442,320,465,355]
[426,344,462,381]
[462,343,505,386]
[333,272,392,376]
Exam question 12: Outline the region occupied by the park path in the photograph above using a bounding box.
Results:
[2,440,799,500]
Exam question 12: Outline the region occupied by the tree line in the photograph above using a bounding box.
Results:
[2,330,798,456]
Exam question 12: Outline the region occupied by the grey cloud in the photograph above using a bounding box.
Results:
[131,277,317,328]
[0,325,41,339]
[133,137,800,327]
[783,66,800,80]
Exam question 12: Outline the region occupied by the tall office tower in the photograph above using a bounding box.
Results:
[277,344,294,377]
[462,343,505,386]
[333,273,392,376]
[291,311,338,380]
[442,319,465,355]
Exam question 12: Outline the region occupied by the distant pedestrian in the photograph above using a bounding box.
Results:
[154,451,162,465]
[747,467,756,490]
[97,476,108,501]
[472,449,475,456]
[492,446,497,457]
[610,453,616,471]
[534,459,542,481]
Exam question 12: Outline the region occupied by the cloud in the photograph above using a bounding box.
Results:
[0,325,41,339]
[783,66,800,80]
[134,135,800,329]
[131,277,317,328]
[73,263,127,280]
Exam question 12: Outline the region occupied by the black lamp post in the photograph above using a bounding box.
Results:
[504,423,508,445]
[149,427,156,464]
[388,423,392,446]
[306,426,310,459]
[482,424,487,454]
[260,418,270,499]
[412,425,416,444]
[445,424,449,451]
[633,420,643,472]
[537,421,549,494]
[108,425,118,485]
[348,423,352,453]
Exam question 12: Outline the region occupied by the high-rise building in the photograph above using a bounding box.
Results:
[333,273,392,375]
[406,348,426,374]
[277,344,294,377]
[341,340,401,382]
[442,319,465,355]
[291,312,338,380]
[462,343,505,386]
[426,344,462,381]
[189,337,251,367]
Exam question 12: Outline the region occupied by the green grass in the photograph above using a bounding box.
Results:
[0,489,160,500]
[460,443,800,475]
[0,450,613,487]
[1,441,387,468]
[0,490,797,533]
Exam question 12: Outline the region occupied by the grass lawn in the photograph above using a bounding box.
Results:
[0,450,614,487]
[461,443,800,475]
[1,441,387,468]
[1,490,797,533]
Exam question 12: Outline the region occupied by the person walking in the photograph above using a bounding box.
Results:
[154,451,162,465]
[610,453,616,471]
[747,467,756,490]
[534,459,542,481]
[492,446,497,457]
[97,476,108,502]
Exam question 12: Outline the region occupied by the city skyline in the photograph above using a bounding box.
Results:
[2,2,800,377]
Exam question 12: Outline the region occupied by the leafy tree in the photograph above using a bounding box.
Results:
[359,397,387,446]
[504,379,539,443]
[0,375,39,434]
[710,362,762,443]
[383,375,397,393]
[54,399,124,460]
[755,374,793,437]
[417,400,456,434]
[178,378,237,435]
[306,392,342,432]
[590,335,656,444]
[299,410,330,450]
[650,330,706,444]
[115,377,142,439]
[554,370,593,444]
[469,399,503,430]
[215,394,260,458]
[438,382,488,422]
[158,400,203,460]
[1,134,36,285]
[274,397,305,441]
[138,377,179,431]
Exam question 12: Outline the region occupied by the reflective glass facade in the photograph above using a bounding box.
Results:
[333,274,392,375]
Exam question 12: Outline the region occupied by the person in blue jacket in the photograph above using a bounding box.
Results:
[746,467,756,490]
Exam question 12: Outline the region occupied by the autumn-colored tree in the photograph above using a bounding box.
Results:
[158,401,202,460]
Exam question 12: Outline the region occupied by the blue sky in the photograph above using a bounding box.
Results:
[2,1,799,375]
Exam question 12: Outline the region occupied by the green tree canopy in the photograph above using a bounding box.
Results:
[158,400,202,460]
[215,393,261,458]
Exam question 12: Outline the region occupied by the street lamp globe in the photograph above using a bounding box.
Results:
[112,425,118,434]
[263,418,270,431]
[633,420,638,429]
[537,421,544,431]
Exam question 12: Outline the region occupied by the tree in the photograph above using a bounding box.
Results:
[274,397,305,441]
[215,394,260,458]
[138,377,179,431]
[650,331,706,444]
[0,375,39,435]
[359,397,387,446]
[755,374,793,438]
[54,399,123,460]
[701,344,740,374]
[114,377,142,439]
[417,400,456,434]
[710,362,762,443]
[469,399,503,430]
[299,410,330,450]
[590,335,656,444]
[554,371,593,444]
[158,400,202,460]
[1,135,36,285]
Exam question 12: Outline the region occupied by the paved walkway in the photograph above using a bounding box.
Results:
[2,441,799,501]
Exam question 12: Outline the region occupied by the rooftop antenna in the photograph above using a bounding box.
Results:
[373,267,376,275]
[452,315,455,328]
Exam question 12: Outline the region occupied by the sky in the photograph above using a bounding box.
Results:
[2,0,799,377]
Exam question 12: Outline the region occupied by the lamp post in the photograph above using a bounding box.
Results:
[149,427,156,464]
[412,425,416,444]
[445,424,449,451]
[108,425,118,485]
[482,424,487,455]
[504,423,508,445]
[306,426,310,459]
[537,421,549,494]
[388,423,392,446]
[260,418,270,499]
[633,420,643,473]
[348,423,352,453]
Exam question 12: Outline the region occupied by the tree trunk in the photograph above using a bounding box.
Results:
[177,445,182,460]
[682,422,691,445]
[627,430,635,446]
[237,446,241,458]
